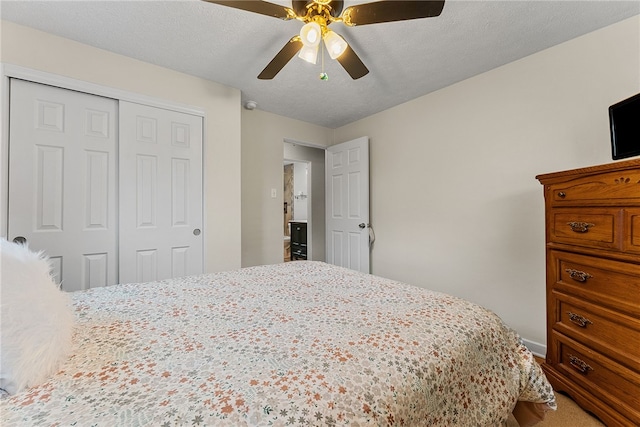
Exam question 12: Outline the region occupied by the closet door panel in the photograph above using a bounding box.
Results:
[118,101,203,284]
[7,79,118,291]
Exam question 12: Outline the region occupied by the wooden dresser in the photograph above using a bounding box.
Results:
[536,159,640,426]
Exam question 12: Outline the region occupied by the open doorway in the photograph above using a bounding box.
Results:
[284,141,326,262]
[283,160,309,262]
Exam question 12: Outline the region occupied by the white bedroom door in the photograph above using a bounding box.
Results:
[325,136,370,273]
[7,79,118,291]
[118,101,203,284]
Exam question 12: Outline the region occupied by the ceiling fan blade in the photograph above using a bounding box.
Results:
[203,1,295,20]
[341,1,445,26]
[336,44,369,80]
[258,36,304,79]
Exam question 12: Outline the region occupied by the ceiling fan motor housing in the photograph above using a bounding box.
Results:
[292,0,344,19]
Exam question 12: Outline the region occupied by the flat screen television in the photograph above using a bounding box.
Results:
[609,92,640,160]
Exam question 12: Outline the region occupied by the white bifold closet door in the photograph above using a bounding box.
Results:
[118,101,203,284]
[7,79,203,291]
[8,79,118,290]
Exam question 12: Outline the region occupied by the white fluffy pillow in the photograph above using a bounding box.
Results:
[0,238,75,394]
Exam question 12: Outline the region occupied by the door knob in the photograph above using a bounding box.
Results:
[358,223,366,229]
[193,228,201,236]
[12,236,27,245]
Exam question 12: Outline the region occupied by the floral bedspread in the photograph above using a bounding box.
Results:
[1,261,555,426]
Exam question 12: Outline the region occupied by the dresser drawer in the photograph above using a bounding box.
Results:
[624,208,640,255]
[554,295,640,371]
[553,333,640,423]
[546,168,640,206]
[550,250,640,317]
[548,208,621,250]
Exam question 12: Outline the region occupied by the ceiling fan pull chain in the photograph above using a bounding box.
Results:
[320,39,328,81]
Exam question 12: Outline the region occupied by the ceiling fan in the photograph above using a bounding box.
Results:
[204,0,445,80]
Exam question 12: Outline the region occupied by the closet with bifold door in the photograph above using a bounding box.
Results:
[6,78,204,291]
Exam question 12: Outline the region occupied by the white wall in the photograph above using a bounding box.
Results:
[241,108,331,267]
[0,21,242,272]
[334,16,640,349]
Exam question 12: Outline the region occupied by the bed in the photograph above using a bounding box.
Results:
[1,260,556,426]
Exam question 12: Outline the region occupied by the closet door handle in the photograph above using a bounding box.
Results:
[193,228,201,236]
[12,236,27,245]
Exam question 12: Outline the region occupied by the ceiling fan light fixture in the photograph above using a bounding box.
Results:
[323,30,348,59]
[298,44,319,64]
[299,21,322,47]
[206,0,445,80]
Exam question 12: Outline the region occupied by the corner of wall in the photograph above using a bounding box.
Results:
[521,339,546,359]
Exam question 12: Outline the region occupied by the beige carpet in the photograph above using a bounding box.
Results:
[537,393,605,427]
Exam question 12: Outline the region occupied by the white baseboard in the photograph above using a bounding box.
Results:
[522,339,546,358]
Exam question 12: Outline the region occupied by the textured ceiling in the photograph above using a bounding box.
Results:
[1,0,639,128]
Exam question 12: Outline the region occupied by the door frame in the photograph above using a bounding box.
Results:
[0,63,206,251]
[283,139,327,262]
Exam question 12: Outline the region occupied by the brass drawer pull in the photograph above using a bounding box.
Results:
[567,312,593,328]
[567,221,595,233]
[568,355,593,374]
[557,191,566,198]
[565,269,593,283]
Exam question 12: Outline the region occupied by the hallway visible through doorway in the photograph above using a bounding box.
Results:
[283,160,308,262]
